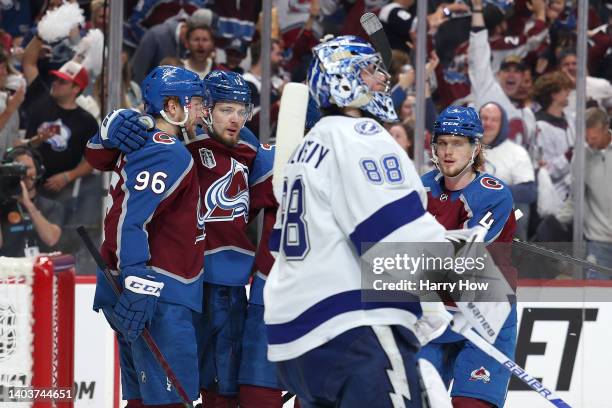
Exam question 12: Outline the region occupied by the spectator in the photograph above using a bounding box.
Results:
[391,51,439,132]
[212,0,260,47]
[480,102,536,240]
[378,0,417,55]
[388,121,414,159]
[0,48,26,155]
[21,36,99,220]
[468,0,537,148]
[123,0,207,50]
[218,38,247,74]
[181,22,216,79]
[88,0,108,31]
[558,49,612,117]
[557,107,612,278]
[379,0,469,55]
[515,67,535,110]
[532,70,574,201]
[398,93,416,123]
[277,0,324,46]
[0,146,63,257]
[243,39,286,137]
[282,0,321,82]
[130,8,214,83]
[91,49,143,120]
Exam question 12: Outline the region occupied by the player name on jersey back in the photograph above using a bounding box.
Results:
[264,116,447,361]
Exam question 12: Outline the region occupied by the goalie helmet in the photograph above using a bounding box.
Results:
[141,65,203,116]
[307,35,398,123]
[433,106,483,143]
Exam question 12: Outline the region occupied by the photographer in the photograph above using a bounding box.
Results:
[0,147,63,257]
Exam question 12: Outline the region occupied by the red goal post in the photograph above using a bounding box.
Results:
[0,254,75,408]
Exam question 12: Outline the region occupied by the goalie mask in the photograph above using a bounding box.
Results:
[307,35,398,123]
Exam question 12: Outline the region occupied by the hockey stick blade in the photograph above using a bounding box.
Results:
[272,82,309,202]
[460,328,573,408]
[77,226,194,408]
[360,12,392,70]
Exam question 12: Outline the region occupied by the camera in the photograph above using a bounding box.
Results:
[0,162,27,205]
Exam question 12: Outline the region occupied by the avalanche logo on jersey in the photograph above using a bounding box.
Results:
[469,367,491,383]
[204,158,249,222]
[152,132,175,145]
[480,177,504,190]
[195,193,207,242]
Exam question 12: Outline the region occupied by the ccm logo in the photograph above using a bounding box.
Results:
[125,276,164,297]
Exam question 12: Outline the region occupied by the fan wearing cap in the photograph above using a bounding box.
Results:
[218,38,248,74]
[468,0,540,148]
[419,106,517,408]
[20,35,98,198]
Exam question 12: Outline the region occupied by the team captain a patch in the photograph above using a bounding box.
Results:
[354,120,382,135]
[199,148,216,168]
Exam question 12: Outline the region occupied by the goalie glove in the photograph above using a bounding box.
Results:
[113,266,164,343]
[100,109,154,154]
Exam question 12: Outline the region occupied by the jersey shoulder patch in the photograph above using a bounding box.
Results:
[479,175,504,190]
[463,173,511,206]
[152,131,176,145]
[354,120,383,136]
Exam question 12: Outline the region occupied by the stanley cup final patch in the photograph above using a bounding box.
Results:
[199,148,216,169]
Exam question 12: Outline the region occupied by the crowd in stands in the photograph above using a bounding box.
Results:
[1,0,611,278]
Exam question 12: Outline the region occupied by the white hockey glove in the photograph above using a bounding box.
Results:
[413,301,453,346]
[450,301,510,344]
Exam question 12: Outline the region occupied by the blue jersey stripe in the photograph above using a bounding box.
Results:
[266,290,422,345]
[269,228,281,252]
[349,191,426,256]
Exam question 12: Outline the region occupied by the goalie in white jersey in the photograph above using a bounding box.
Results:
[264,35,457,408]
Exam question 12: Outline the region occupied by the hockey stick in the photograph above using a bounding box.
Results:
[360,12,392,70]
[512,238,612,276]
[76,226,194,408]
[272,82,309,201]
[282,392,295,403]
[458,328,573,408]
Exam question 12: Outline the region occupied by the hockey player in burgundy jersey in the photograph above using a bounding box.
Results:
[88,66,206,407]
[194,70,280,408]
[88,69,281,407]
[418,106,517,408]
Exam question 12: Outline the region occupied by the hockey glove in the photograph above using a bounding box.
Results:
[100,109,154,154]
[413,301,453,345]
[113,267,164,343]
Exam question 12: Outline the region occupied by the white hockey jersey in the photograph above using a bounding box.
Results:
[484,139,535,186]
[263,115,447,362]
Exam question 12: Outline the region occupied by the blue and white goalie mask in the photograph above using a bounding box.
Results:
[307,35,398,123]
